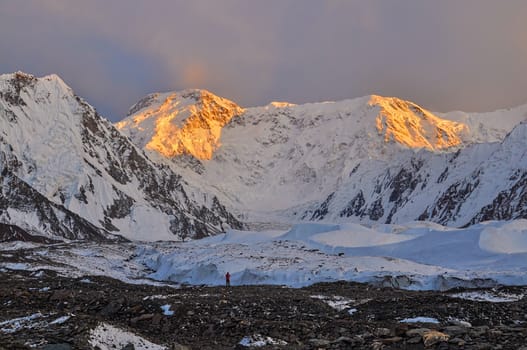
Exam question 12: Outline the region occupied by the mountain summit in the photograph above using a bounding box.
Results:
[118,92,473,213]
[0,72,241,241]
[119,91,469,162]
[368,95,468,151]
[120,89,527,227]
[116,89,243,160]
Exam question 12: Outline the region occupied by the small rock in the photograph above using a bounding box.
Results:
[381,336,402,344]
[100,300,123,316]
[39,345,72,350]
[171,344,190,350]
[405,328,430,337]
[448,319,472,327]
[374,327,391,337]
[422,330,449,347]
[371,341,383,350]
[50,290,70,301]
[128,304,143,313]
[437,342,449,350]
[308,339,331,347]
[487,329,503,338]
[470,325,489,337]
[448,337,465,346]
[336,327,348,335]
[442,325,467,336]
[121,344,134,350]
[239,319,251,327]
[407,336,421,344]
[332,336,354,344]
[152,313,163,325]
[393,324,408,336]
[130,313,154,324]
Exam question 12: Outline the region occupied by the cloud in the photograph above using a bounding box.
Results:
[1,1,527,120]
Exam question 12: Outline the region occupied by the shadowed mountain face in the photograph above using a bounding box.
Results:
[0,72,242,241]
[120,88,527,228]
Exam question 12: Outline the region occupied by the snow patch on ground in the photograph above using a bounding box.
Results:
[0,241,39,251]
[143,295,173,301]
[0,313,71,333]
[88,322,167,350]
[239,334,287,347]
[3,263,30,270]
[311,295,355,311]
[0,242,178,287]
[450,290,524,303]
[400,317,440,324]
[0,313,44,334]
[49,315,71,325]
[160,304,174,316]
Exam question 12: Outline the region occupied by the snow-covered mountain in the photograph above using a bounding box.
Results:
[116,89,244,160]
[2,71,524,241]
[119,88,527,227]
[0,72,241,241]
[302,121,527,226]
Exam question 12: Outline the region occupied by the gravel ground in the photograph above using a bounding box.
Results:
[1,269,526,350]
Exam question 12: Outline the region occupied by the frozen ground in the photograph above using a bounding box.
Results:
[1,220,526,291]
[138,220,527,290]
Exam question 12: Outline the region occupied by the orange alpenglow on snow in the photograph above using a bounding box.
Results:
[116,89,244,160]
[369,95,468,151]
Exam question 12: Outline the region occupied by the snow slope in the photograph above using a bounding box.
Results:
[306,120,527,227]
[3,220,526,291]
[89,323,167,350]
[137,220,527,290]
[0,72,241,241]
[441,103,527,144]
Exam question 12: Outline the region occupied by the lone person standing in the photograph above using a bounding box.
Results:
[225,272,231,287]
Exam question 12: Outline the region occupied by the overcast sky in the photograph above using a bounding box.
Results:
[1,1,526,121]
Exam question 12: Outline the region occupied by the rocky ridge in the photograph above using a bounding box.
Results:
[0,72,242,241]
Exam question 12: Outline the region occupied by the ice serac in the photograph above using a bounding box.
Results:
[0,72,242,241]
[116,89,244,160]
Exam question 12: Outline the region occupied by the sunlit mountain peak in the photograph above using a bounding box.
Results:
[266,101,297,108]
[368,95,468,151]
[116,89,244,160]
